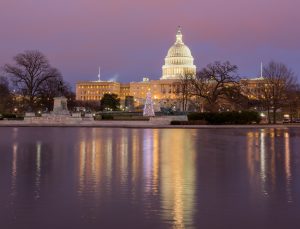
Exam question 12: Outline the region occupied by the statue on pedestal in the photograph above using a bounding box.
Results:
[52,80,69,115]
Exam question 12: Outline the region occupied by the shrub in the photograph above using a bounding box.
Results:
[2,113,17,119]
[94,115,102,120]
[101,114,114,120]
[187,112,208,121]
[0,113,24,120]
[170,120,207,125]
[170,120,186,125]
[95,113,151,121]
[187,111,261,125]
[113,116,149,121]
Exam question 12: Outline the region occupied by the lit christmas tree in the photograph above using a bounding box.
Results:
[143,91,155,117]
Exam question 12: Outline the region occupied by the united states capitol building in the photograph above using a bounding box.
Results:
[76,27,197,110]
[76,28,263,111]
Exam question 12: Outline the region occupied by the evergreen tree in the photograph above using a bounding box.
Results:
[143,92,155,116]
[100,93,120,111]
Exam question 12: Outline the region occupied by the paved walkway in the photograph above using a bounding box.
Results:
[0,120,300,129]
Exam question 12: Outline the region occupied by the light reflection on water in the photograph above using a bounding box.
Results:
[1,127,300,229]
[75,128,197,227]
[160,129,196,228]
[246,128,294,202]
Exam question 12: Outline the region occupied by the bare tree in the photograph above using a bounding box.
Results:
[189,61,240,112]
[262,61,296,123]
[173,74,193,111]
[0,76,12,113]
[240,78,265,112]
[284,83,300,121]
[61,83,76,111]
[3,50,61,110]
[224,85,249,110]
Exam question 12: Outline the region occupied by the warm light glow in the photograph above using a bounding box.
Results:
[160,130,196,227]
[284,131,292,202]
[35,142,42,199]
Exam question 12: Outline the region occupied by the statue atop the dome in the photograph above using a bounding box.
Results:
[176,26,183,44]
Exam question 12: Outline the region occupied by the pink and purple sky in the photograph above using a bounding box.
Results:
[0,0,299,87]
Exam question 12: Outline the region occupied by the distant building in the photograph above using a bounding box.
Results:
[240,76,266,100]
[76,27,197,110]
[76,27,266,111]
[76,81,120,101]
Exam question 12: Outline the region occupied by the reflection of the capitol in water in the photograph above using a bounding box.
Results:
[76,128,197,227]
[4,127,300,228]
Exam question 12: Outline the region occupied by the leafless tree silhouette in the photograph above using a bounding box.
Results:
[262,61,296,123]
[4,50,61,110]
[189,61,240,112]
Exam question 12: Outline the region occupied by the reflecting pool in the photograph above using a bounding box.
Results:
[0,127,300,229]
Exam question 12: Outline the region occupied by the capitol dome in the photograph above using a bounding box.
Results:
[161,27,196,80]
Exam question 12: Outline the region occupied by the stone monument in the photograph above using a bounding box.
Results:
[24,96,85,124]
[52,96,69,115]
[24,105,35,119]
[24,80,92,124]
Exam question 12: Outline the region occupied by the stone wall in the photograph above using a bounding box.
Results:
[149,115,188,124]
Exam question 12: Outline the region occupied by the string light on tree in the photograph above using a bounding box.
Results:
[143,91,155,117]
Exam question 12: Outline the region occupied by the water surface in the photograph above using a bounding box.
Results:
[0,127,299,229]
